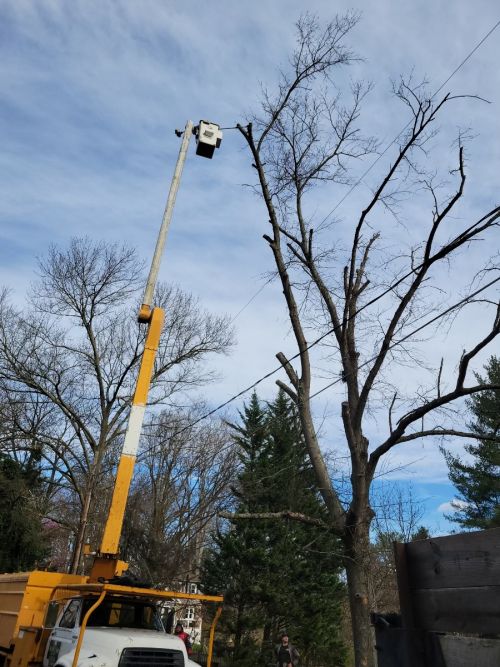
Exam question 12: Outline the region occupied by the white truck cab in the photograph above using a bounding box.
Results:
[44,596,201,667]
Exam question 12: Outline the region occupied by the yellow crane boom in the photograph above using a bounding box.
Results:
[0,119,225,667]
[91,120,195,579]
[91,307,165,581]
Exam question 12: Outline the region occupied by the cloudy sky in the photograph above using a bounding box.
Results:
[1,0,499,533]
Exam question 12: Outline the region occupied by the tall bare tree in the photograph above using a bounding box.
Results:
[122,406,237,585]
[0,238,233,572]
[234,14,500,666]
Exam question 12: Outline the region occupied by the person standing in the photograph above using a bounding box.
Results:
[174,622,193,655]
[275,632,300,667]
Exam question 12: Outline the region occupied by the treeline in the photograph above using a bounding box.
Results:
[0,237,235,580]
[0,237,497,666]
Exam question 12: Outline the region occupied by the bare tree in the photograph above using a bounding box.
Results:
[0,238,233,572]
[121,407,237,585]
[233,14,500,666]
[369,484,427,613]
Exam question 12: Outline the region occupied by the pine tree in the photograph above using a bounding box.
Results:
[202,393,270,664]
[444,356,500,529]
[201,391,346,666]
[0,453,48,572]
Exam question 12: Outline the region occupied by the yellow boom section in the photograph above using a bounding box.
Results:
[91,307,164,579]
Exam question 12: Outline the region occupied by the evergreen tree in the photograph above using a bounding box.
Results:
[202,393,270,664]
[201,391,346,666]
[0,453,48,572]
[443,356,500,529]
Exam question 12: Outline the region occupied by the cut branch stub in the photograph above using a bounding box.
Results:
[276,351,299,388]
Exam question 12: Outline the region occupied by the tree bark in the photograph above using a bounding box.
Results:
[69,484,92,573]
[344,522,375,667]
[234,599,244,653]
[235,19,500,666]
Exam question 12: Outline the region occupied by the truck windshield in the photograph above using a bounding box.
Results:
[82,597,164,631]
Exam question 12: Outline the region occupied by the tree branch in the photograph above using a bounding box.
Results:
[219,509,329,530]
[393,428,500,445]
[276,379,298,403]
[370,383,500,468]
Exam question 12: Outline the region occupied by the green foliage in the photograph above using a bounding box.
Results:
[0,453,48,572]
[410,526,430,541]
[443,356,500,529]
[201,391,346,666]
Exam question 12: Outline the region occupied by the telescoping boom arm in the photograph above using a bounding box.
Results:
[90,119,223,580]
[91,122,194,580]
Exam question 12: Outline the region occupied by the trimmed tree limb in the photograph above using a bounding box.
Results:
[219,510,330,530]
[393,428,500,445]
[276,379,298,403]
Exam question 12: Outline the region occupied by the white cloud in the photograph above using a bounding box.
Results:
[438,500,469,514]
[0,0,499,513]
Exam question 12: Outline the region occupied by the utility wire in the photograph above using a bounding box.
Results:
[315,17,500,227]
[139,19,500,449]
[7,207,499,435]
[137,275,498,465]
[230,276,274,323]
[143,268,500,454]
[221,17,500,326]
[11,260,500,470]
[12,254,497,466]
[201,16,500,418]
[432,19,500,98]
[206,201,498,428]
[6,22,500,436]
[310,275,500,399]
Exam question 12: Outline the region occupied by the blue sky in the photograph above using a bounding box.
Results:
[1,0,499,534]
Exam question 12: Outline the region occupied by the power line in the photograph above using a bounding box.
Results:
[138,271,499,460]
[432,19,500,98]
[129,21,500,465]
[6,206,498,453]
[315,17,500,227]
[10,269,497,469]
[137,275,498,465]
[204,17,500,424]
[229,276,274,323]
[221,207,497,392]
[310,275,500,399]
[224,17,500,326]
[6,22,500,453]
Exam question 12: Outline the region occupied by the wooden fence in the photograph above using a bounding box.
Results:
[374,527,500,667]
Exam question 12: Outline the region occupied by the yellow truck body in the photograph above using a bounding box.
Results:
[0,572,223,667]
[0,571,86,658]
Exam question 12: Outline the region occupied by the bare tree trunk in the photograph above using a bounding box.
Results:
[234,600,244,653]
[69,484,93,574]
[69,439,107,574]
[232,14,500,667]
[344,521,375,667]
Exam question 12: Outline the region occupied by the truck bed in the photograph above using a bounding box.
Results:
[0,571,86,649]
